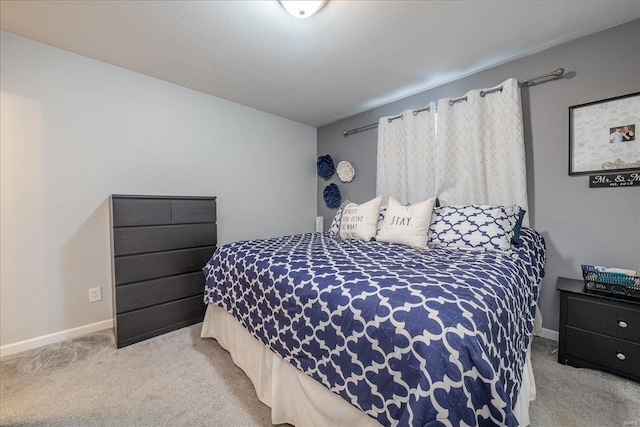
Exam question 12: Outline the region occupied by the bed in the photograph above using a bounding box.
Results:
[200,226,546,426]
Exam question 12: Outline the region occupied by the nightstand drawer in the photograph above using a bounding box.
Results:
[567,295,640,343]
[566,327,640,376]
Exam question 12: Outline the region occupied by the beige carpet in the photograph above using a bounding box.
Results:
[1,324,638,426]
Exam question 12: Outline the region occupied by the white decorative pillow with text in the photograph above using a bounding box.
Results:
[377,197,437,249]
[339,196,383,241]
[428,204,520,252]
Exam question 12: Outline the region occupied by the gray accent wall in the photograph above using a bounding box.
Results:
[317,19,640,334]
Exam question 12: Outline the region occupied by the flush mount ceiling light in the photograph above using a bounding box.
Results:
[279,0,327,19]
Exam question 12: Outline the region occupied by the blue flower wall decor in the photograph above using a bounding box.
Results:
[323,184,341,208]
[317,154,336,179]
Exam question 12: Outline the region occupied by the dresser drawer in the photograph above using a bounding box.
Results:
[566,327,640,377]
[171,199,217,224]
[567,295,640,343]
[112,198,172,227]
[113,223,217,256]
[114,246,215,285]
[115,272,205,314]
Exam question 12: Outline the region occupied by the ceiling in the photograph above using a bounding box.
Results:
[1,1,639,127]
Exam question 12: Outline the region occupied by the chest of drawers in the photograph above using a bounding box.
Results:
[557,276,639,381]
[110,195,217,348]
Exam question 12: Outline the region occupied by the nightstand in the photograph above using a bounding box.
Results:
[557,276,640,381]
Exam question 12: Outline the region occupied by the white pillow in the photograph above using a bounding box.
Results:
[339,196,383,241]
[376,197,437,249]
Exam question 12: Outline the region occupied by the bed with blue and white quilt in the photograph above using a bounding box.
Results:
[201,227,546,427]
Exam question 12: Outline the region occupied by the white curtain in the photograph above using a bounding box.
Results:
[436,78,529,225]
[376,105,436,205]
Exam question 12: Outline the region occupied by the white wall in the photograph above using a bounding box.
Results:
[0,31,317,351]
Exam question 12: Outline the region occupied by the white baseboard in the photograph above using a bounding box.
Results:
[536,327,559,342]
[0,319,113,358]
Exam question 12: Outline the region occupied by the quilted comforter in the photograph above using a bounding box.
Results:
[203,228,546,426]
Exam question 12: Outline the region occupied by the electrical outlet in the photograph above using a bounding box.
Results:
[89,287,102,303]
[315,216,324,232]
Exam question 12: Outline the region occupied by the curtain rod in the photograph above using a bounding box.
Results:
[342,67,565,137]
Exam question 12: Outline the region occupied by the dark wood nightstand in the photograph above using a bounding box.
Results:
[557,276,640,381]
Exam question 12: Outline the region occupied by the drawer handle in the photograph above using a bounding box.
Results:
[618,320,628,328]
[616,352,626,361]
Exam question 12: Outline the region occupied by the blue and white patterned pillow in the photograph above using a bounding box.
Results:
[511,208,526,245]
[328,200,351,236]
[428,204,521,252]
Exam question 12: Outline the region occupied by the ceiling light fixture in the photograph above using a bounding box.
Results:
[279,1,327,19]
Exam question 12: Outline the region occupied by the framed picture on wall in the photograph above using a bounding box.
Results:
[569,92,640,175]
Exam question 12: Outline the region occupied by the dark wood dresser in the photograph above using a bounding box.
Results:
[109,195,217,348]
[557,276,640,381]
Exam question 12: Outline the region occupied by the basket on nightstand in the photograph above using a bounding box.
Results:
[582,265,640,300]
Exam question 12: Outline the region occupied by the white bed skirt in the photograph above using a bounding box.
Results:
[201,304,536,426]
